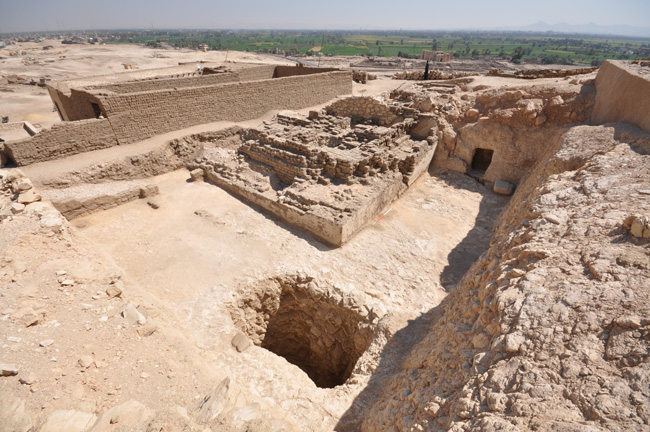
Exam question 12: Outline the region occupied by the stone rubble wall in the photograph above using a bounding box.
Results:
[230,275,376,388]
[487,67,598,79]
[592,60,650,132]
[193,101,436,246]
[392,70,476,80]
[431,82,596,184]
[351,70,377,84]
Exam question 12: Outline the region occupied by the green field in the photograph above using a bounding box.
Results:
[98,30,650,65]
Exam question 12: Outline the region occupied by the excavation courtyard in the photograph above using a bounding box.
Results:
[1,41,649,432]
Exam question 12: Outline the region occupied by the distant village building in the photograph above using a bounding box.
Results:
[198,44,208,52]
[420,50,451,62]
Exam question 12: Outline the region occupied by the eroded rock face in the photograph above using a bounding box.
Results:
[391,76,597,186]
[592,60,650,132]
[357,124,650,431]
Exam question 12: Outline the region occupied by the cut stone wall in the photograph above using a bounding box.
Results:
[592,60,650,132]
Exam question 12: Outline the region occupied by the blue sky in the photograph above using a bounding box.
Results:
[1,0,648,34]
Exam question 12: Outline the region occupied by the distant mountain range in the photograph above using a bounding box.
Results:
[497,21,650,38]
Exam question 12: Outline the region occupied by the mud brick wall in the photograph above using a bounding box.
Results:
[326,96,396,125]
[5,119,118,166]
[6,70,352,165]
[103,71,352,145]
[48,88,106,121]
[273,66,340,78]
[95,66,277,95]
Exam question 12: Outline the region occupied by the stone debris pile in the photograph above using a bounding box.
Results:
[488,67,598,79]
[0,169,65,233]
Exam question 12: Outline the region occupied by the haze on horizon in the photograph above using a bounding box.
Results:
[1,0,649,37]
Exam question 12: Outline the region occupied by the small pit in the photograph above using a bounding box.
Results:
[231,275,374,388]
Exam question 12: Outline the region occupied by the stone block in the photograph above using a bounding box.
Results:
[494,180,515,196]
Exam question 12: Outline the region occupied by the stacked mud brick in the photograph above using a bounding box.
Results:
[192,96,438,246]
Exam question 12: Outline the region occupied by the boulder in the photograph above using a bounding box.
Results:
[17,189,41,204]
[0,364,19,376]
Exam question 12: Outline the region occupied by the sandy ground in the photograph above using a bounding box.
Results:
[73,167,505,311]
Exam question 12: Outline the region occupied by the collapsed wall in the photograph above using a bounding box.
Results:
[382,75,597,192]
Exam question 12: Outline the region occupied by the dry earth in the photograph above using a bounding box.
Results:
[1,41,649,432]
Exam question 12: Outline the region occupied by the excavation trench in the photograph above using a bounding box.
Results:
[230,275,375,389]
